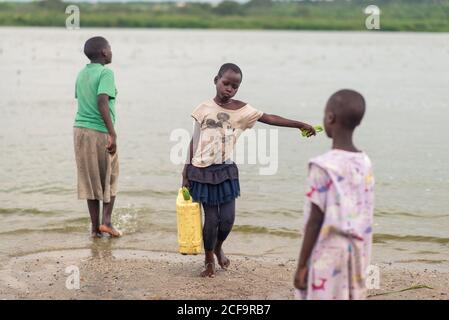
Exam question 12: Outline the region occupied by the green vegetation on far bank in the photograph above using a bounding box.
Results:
[1,0,449,32]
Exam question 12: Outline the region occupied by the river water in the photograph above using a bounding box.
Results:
[0,27,448,270]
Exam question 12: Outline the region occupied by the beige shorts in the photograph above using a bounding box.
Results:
[74,127,119,202]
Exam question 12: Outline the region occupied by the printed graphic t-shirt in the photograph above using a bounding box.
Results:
[191,100,264,167]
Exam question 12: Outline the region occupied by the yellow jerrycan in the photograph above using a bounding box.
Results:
[176,187,202,254]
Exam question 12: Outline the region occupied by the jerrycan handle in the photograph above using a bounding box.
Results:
[179,187,192,202]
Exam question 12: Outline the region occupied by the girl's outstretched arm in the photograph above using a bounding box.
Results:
[258,113,316,136]
[293,203,324,290]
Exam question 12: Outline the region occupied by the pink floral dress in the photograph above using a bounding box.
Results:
[298,149,375,300]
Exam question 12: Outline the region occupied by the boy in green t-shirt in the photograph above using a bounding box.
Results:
[74,36,121,238]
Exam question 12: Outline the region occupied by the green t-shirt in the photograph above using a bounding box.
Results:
[74,63,117,133]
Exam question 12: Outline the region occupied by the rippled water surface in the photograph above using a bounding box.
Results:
[1,28,448,269]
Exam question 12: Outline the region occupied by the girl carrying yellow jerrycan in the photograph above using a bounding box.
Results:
[176,187,202,254]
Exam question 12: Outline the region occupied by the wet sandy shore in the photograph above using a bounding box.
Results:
[0,244,447,300]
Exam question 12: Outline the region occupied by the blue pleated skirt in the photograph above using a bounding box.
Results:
[186,163,240,206]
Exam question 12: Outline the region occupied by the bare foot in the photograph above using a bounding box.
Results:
[99,224,122,237]
[214,247,230,269]
[200,262,215,278]
[91,231,102,239]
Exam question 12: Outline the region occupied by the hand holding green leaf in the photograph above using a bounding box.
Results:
[301,125,323,137]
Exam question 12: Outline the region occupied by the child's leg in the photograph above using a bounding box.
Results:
[87,200,101,237]
[102,196,115,227]
[99,196,121,237]
[215,199,235,269]
[201,203,219,277]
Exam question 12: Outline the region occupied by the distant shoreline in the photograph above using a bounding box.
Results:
[1,1,449,32]
[1,26,448,35]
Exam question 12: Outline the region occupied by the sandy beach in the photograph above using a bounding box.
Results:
[0,244,447,300]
